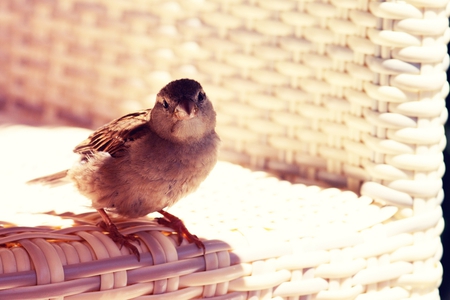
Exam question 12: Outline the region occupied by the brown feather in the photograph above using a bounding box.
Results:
[27,170,69,185]
[73,109,151,157]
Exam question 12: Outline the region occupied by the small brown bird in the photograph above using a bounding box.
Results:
[28,78,220,260]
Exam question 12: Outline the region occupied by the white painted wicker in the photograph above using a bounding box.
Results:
[0,0,448,299]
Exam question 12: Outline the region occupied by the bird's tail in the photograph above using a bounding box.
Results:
[27,170,70,186]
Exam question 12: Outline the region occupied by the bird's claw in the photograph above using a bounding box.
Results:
[97,220,141,261]
[157,210,206,254]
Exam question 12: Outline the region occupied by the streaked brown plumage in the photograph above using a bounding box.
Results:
[28,79,220,260]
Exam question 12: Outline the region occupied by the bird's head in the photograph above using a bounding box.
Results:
[151,78,216,143]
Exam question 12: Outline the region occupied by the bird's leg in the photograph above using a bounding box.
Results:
[96,208,141,261]
[157,210,205,254]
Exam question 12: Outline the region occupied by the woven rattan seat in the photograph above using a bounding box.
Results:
[0,0,448,299]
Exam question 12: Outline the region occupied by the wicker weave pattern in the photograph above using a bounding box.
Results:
[0,125,445,299]
[0,0,448,193]
[0,0,448,299]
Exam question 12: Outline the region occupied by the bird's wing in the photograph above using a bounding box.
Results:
[74,109,152,157]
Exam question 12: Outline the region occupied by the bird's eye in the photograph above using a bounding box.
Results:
[162,99,169,109]
[198,91,205,102]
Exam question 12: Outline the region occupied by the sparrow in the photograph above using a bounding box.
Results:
[28,78,220,260]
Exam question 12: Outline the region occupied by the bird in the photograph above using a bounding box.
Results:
[27,78,220,260]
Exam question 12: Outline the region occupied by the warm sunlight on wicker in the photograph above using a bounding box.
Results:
[0,0,448,299]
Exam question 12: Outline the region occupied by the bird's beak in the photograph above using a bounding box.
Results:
[174,100,198,120]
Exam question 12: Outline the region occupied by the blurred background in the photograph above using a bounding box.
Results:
[0,1,448,298]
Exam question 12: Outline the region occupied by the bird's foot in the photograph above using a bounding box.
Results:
[157,210,205,254]
[97,220,141,261]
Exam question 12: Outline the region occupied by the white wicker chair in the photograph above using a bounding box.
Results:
[0,0,448,299]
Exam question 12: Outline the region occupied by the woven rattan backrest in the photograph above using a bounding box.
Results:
[0,0,447,202]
